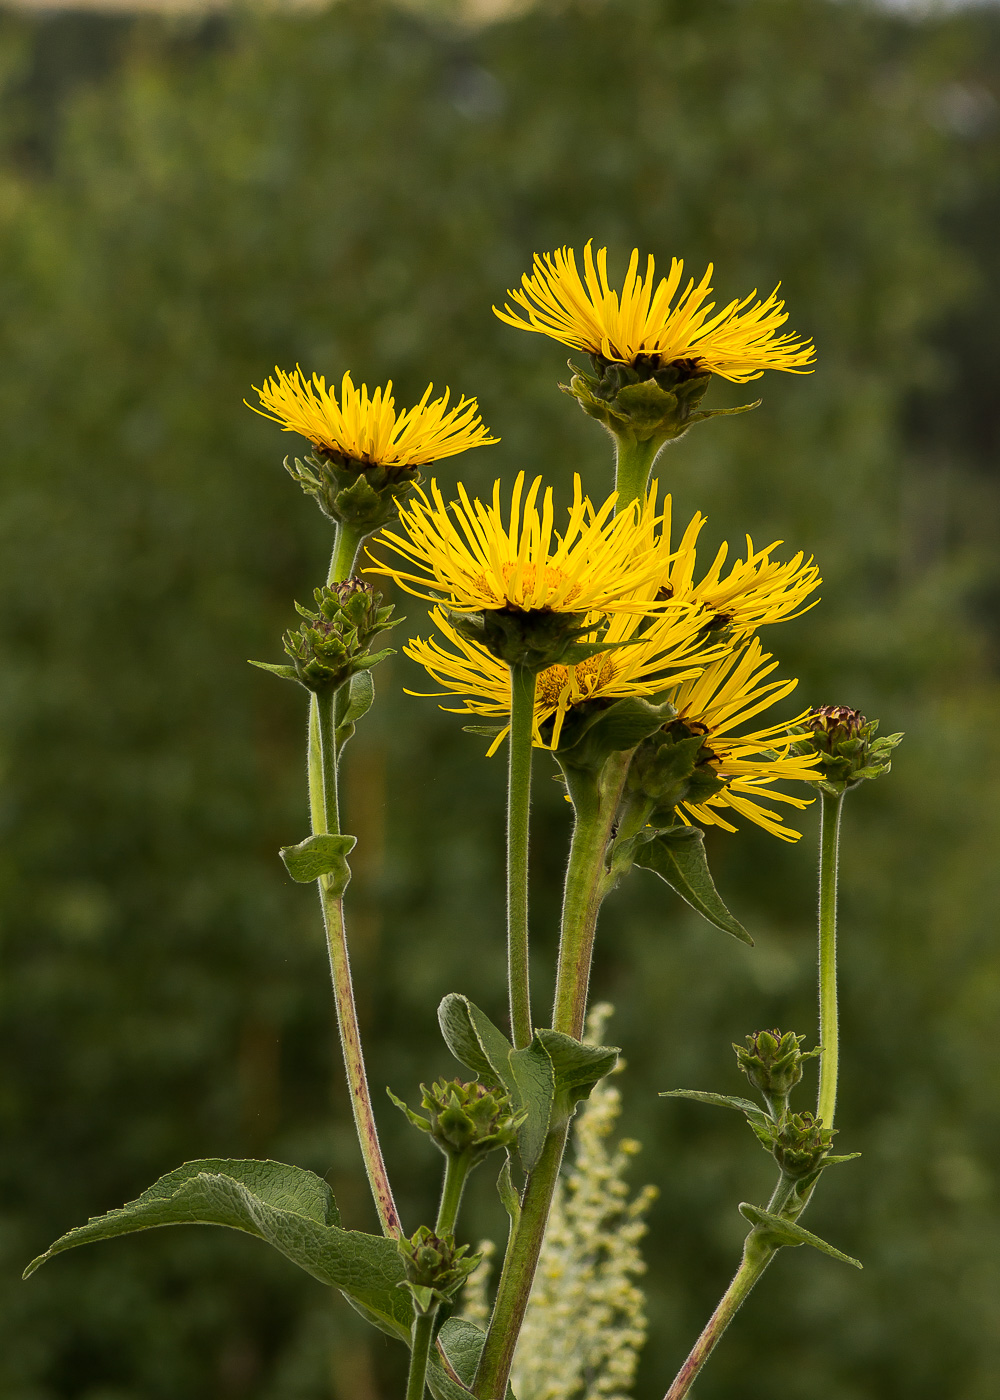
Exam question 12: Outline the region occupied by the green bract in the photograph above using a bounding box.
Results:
[286,450,422,531]
[565,353,759,451]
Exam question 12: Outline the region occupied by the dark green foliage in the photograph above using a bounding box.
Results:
[1,1,999,1397]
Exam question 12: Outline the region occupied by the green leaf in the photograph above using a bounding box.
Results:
[462,724,506,740]
[437,995,554,1171]
[428,1318,517,1400]
[340,669,375,726]
[557,694,676,771]
[535,1029,618,1111]
[496,1156,521,1227]
[436,998,619,1172]
[437,993,508,1083]
[279,833,356,889]
[739,1203,862,1268]
[248,659,299,681]
[633,827,752,944]
[24,1159,413,1338]
[660,1089,772,1144]
[506,1041,555,1170]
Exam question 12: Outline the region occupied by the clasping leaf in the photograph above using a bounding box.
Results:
[739,1202,862,1269]
[279,833,356,889]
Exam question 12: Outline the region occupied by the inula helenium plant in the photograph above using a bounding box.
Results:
[25,246,901,1400]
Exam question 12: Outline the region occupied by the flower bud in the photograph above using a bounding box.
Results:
[388,1079,523,1165]
[253,580,398,692]
[397,1227,479,1314]
[564,354,757,452]
[735,1029,818,1109]
[796,705,902,795]
[770,1110,836,1178]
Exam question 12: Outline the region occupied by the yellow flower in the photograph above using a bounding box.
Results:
[494,243,814,383]
[405,603,722,754]
[249,368,497,467]
[656,495,820,635]
[666,639,820,842]
[367,473,668,614]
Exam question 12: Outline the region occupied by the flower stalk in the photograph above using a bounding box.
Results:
[405,1311,435,1400]
[661,784,848,1400]
[312,525,401,1239]
[507,665,537,1050]
[474,754,631,1399]
[817,789,844,1129]
[613,436,660,512]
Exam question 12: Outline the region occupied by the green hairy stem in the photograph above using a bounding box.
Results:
[311,527,400,1239]
[507,666,537,1050]
[613,437,660,510]
[817,789,844,1129]
[474,754,632,1399]
[436,1151,472,1237]
[405,1311,435,1400]
[661,793,847,1400]
[328,520,366,584]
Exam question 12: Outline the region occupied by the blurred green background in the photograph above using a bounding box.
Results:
[2,0,999,1395]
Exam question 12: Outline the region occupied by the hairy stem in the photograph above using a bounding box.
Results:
[472,1127,566,1400]
[663,1232,776,1400]
[663,792,849,1399]
[405,1310,436,1400]
[314,684,400,1238]
[328,520,366,585]
[613,436,660,510]
[435,1151,472,1237]
[552,753,632,1038]
[507,665,537,1050]
[474,754,632,1399]
[309,524,401,1237]
[817,789,845,1130]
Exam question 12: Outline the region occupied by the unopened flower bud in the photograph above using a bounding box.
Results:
[252,579,398,692]
[797,705,902,795]
[770,1110,836,1178]
[735,1029,818,1110]
[388,1079,523,1165]
[397,1227,479,1314]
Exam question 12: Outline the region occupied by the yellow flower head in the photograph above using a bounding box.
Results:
[665,639,821,842]
[366,473,668,615]
[406,602,723,754]
[249,368,498,467]
[494,243,815,383]
[657,495,820,635]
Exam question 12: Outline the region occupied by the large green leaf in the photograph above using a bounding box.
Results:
[428,1318,517,1400]
[633,826,752,944]
[24,1159,412,1340]
[739,1203,862,1268]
